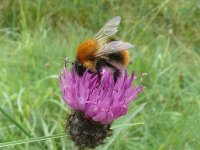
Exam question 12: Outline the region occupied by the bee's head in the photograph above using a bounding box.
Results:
[74,60,86,76]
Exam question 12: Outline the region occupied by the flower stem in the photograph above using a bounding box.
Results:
[74,146,86,150]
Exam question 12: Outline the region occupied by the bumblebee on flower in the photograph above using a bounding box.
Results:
[58,16,146,149]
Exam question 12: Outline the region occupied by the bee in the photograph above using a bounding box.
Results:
[74,16,134,82]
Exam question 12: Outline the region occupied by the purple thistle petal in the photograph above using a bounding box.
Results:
[58,66,145,124]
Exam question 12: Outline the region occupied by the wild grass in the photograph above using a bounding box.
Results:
[0,0,199,149]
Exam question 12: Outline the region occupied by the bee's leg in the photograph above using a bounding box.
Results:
[96,59,121,82]
[104,61,121,83]
[114,69,121,83]
[96,59,106,80]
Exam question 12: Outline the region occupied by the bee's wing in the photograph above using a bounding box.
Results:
[95,41,134,57]
[95,16,121,41]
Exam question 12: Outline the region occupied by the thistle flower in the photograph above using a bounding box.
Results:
[58,67,144,149]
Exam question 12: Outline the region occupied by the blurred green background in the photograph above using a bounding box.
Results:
[0,0,199,150]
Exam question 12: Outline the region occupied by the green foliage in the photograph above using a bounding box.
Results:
[0,0,199,149]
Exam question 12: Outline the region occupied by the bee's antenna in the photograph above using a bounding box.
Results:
[60,57,74,67]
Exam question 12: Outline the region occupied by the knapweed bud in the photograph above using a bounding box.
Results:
[67,111,112,149]
[58,67,144,149]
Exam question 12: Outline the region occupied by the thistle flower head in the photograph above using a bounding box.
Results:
[58,67,143,124]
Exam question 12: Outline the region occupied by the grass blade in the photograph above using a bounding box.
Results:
[0,107,46,149]
[0,133,67,148]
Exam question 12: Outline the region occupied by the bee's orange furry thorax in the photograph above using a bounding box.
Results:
[76,40,98,64]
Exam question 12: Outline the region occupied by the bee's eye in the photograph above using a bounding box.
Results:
[75,60,82,67]
[74,60,86,76]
